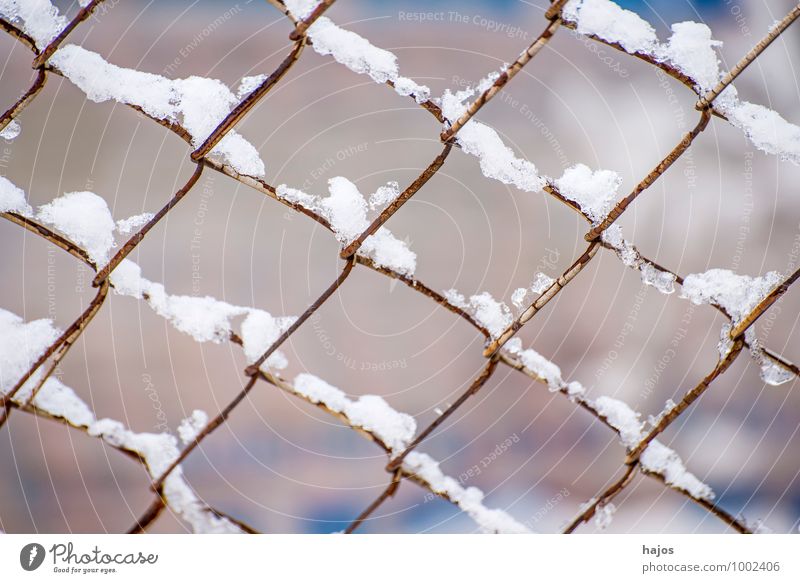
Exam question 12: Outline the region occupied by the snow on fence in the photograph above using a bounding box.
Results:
[1,0,799,533]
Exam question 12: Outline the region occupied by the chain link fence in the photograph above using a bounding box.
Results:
[1,0,799,533]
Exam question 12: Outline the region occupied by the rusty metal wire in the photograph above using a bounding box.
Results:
[2,0,799,534]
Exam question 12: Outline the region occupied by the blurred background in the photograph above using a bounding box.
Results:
[1,0,799,534]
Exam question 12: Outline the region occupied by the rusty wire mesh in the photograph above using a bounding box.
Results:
[1,0,799,534]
